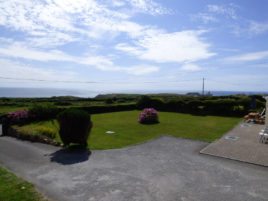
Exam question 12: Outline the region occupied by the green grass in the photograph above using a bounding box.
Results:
[15,111,241,150]
[0,106,27,114]
[0,166,47,201]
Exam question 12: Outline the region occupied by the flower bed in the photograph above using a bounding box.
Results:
[7,126,61,146]
[7,110,32,125]
[138,108,159,124]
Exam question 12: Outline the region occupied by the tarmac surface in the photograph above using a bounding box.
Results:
[0,136,267,201]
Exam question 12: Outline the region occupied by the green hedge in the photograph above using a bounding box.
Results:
[29,104,62,120]
[57,108,92,146]
[27,103,136,120]
[75,104,136,114]
[136,95,263,116]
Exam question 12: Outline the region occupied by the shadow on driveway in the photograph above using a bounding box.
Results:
[49,146,91,165]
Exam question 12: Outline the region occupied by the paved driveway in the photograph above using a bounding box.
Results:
[0,136,267,201]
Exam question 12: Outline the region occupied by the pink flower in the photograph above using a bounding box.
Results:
[7,110,30,123]
[138,108,159,124]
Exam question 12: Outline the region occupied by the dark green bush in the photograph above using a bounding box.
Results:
[165,99,185,112]
[57,109,92,147]
[29,104,61,120]
[105,98,114,104]
[76,104,136,114]
[136,96,164,110]
[54,101,72,106]
[136,95,152,109]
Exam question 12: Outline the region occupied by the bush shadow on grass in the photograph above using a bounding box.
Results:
[49,145,91,165]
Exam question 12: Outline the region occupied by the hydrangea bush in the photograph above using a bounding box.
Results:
[7,110,32,124]
[138,108,159,124]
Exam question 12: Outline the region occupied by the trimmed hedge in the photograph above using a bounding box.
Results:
[29,104,61,120]
[136,95,262,116]
[75,104,136,114]
[57,108,92,147]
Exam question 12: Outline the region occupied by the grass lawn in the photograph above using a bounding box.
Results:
[15,111,241,150]
[0,166,47,201]
[0,106,27,115]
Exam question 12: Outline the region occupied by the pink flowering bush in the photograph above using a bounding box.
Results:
[138,108,159,124]
[7,110,31,124]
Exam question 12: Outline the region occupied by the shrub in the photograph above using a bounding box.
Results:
[54,101,72,106]
[136,96,152,109]
[7,110,31,125]
[136,96,165,110]
[150,98,165,110]
[139,108,159,124]
[105,98,114,104]
[29,104,61,120]
[75,104,136,114]
[57,109,92,147]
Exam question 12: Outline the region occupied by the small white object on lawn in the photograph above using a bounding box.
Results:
[106,131,115,134]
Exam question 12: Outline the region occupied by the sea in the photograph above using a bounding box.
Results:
[0,87,267,98]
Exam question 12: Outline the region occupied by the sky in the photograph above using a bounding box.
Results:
[0,0,268,93]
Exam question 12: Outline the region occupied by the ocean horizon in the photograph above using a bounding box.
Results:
[0,87,267,98]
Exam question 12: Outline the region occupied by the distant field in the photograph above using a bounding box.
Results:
[15,111,241,150]
[0,106,27,114]
[0,166,46,201]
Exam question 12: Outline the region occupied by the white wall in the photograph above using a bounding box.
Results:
[266,97,268,127]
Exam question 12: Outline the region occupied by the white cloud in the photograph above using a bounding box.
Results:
[0,0,170,76]
[226,51,268,62]
[0,43,157,75]
[230,20,268,37]
[0,58,77,81]
[0,43,112,66]
[115,43,143,55]
[0,0,170,48]
[207,4,237,19]
[181,63,202,72]
[127,0,171,15]
[248,21,268,35]
[116,30,215,63]
[192,13,218,24]
[123,65,159,75]
[192,3,238,24]
[0,44,73,62]
[110,0,126,7]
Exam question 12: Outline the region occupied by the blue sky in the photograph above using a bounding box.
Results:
[0,0,268,93]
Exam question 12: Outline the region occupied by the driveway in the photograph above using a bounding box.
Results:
[0,136,267,201]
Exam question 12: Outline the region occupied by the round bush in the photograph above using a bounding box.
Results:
[138,108,159,124]
[57,109,92,147]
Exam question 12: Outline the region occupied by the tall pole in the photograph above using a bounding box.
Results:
[202,78,205,96]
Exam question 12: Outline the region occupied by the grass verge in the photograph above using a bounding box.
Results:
[14,111,241,150]
[0,166,47,201]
